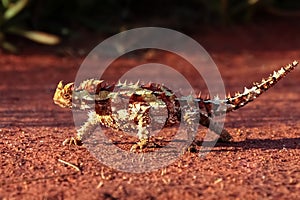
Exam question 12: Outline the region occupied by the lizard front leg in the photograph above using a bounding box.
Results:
[63,111,116,146]
[63,111,99,145]
[129,125,150,152]
[129,103,152,152]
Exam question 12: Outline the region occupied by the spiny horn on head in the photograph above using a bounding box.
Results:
[226,60,298,112]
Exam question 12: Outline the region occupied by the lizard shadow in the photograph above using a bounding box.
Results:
[106,137,300,152]
[201,137,300,151]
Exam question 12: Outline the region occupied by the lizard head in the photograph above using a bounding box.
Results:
[53,81,74,108]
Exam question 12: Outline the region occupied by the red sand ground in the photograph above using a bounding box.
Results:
[0,19,299,199]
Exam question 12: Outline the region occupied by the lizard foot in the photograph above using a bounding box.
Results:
[62,137,83,146]
[130,139,161,152]
[186,142,198,153]
[218,129,233,142]
[130,139,149,152]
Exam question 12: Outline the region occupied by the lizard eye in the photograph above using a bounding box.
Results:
[63,93,70,99]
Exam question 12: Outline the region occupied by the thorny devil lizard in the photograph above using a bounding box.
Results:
[53,61,298,151]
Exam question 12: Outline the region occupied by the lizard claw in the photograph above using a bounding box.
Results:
[62,137,83,146]
[186,142,198,153]
[130,139,149,152]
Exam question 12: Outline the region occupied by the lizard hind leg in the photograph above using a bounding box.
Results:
[199,113,232,142]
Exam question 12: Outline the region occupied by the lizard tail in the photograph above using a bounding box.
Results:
[226,60,298,112]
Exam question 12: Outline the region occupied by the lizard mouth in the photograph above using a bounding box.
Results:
[53,98,72,109]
